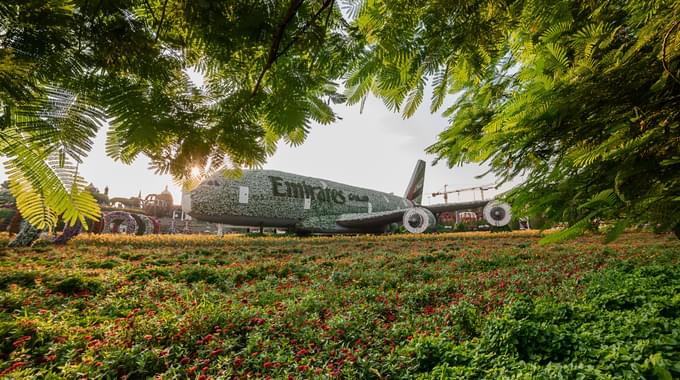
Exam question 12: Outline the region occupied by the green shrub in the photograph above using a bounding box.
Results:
[0,271,37,289]
[47,275,103,295]
[127,268,171,281]
[179,266,224,285]
[83,260,119,269]
[0,292,25,312]
[410,265,680,379]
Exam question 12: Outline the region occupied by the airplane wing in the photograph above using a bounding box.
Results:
[335,209,406,228]
[336,200,491,229]
[424,200,490,214]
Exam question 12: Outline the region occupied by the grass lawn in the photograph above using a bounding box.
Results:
[0,231,679,379]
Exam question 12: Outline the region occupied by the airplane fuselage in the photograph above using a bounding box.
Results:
[183,170,414,233]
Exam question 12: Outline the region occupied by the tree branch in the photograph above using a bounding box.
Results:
[252,0,306,97]
[276,0,334,61]
[309,0,336,70]
[324,0,334,31]
[143,0,158,24]
[251,0,336,97]
[154,0,169,43]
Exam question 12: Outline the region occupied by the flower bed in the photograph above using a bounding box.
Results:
[0,232,678,378]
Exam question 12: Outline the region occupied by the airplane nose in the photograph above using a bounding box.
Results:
[181,191,192,214]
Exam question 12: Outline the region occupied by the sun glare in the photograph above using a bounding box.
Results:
[191,167,201,177]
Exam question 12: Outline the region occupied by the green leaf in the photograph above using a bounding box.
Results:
[604,219,628,243]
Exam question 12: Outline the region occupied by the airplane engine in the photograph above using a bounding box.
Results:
[402,207,437,234]
[483,201,512,227]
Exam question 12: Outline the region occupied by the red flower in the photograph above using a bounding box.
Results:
[210,348,223,357]
[233,356,243,367]
[263,361,274,369]
[180,357,191,365]
[0,361,28,376]
[143,335,153,341]
[251,317,266,325]
[12,335,31,348]
[296,349,308,357]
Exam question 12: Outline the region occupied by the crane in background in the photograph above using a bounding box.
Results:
[432,184,497,204]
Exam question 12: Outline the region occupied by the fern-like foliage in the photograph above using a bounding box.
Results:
[1,87,102,230]
[0,88,102,230]
[346,0,680,241]
[1,0,359,230]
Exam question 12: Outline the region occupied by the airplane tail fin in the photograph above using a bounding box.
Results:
[404,160,426,205]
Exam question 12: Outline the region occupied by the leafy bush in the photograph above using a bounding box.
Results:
[407,265,680,379]
[83,259,119,269]
[126,268,171,281]
[47,275,103,295]
[0,271,37,289]
[179,266,226,286]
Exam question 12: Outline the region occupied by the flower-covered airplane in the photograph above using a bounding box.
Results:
[181,161,511,234]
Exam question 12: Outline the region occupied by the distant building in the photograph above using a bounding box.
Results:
[142,186,175,217]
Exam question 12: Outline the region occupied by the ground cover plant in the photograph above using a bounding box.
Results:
[0,231,678,379]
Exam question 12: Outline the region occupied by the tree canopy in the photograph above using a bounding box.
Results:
[347,0,680,240]
[0,0,355,229]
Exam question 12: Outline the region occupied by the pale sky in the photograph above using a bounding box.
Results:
[1,91,516,206]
